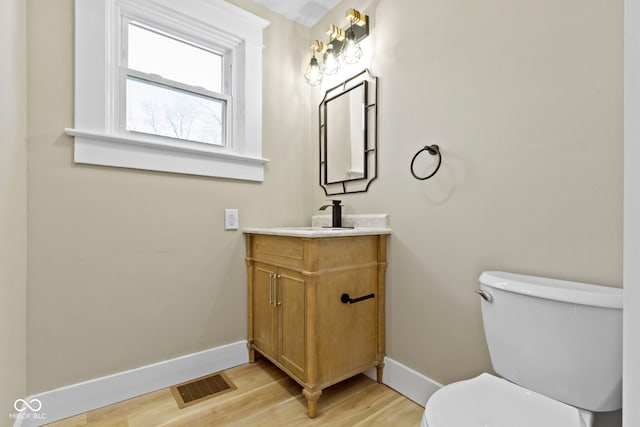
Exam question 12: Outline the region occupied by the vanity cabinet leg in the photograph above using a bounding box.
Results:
[376,362,385,384]
[247,340,256,363]
[302,388,322,418]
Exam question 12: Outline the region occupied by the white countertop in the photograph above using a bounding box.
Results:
[243,214,391,238]
[242,226,391,238]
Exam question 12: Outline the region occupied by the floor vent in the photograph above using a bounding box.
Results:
[170,372,237,409]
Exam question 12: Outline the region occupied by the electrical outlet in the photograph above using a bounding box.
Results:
[224,209,239,230]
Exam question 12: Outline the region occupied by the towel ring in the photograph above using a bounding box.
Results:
[410,145,442,180]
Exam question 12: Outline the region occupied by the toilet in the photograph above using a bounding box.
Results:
[421,271,623,427]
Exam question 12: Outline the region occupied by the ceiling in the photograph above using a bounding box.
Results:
[251,0,342,28]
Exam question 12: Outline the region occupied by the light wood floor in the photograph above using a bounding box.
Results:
[45,358,424,426]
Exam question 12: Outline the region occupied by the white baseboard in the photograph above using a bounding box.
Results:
[14,345,437,427]
[364,357,442,407]
[14,340,248,427]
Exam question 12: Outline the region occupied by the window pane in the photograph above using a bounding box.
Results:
[126,77,225,146]
[128,23,223,93]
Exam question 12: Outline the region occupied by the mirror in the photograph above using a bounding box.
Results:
[325,83,366,183]
[319,69,377,196]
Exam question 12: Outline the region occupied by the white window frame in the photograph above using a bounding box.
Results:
[67,0,270,181]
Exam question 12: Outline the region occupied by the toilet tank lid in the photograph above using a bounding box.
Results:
[479,271,622,309]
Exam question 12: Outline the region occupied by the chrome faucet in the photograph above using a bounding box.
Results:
[319,200,342,228]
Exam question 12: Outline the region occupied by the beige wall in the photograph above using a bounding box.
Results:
[312,0,622,387]
[24,0,624,423]
[26,0,312,393]
[0,0,27,422]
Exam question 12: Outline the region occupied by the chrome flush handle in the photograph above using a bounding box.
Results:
[475,289,492,302]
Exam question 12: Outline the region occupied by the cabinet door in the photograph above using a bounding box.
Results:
[253,262,277,359]
[277,267,306,380]
[316,266,378,383]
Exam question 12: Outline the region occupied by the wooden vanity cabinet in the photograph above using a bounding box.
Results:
[245,233,388,418]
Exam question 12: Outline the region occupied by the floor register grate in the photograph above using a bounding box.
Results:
[170,372,237,409]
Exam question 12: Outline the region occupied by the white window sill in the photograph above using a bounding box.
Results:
[66,128,269,181]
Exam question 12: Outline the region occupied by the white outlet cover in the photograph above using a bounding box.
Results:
[224,209,239,230]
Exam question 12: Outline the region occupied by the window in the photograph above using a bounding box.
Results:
[68,0,269,181]
[124,22,228,146]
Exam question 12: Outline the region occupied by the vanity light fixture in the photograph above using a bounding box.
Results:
[340,14,363,64]
[323,40,341,76]
[304,44,324,86]
[304,8,369,85]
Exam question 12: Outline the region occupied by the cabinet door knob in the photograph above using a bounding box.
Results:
[341,293,375,304]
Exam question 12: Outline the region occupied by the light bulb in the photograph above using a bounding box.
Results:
[304,56,323,86]
[340,29,362,65]
[323,43,340,76]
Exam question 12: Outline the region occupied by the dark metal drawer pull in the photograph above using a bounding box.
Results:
[341,293,375,304]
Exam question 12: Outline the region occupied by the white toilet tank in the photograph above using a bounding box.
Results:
[479,271,622,412]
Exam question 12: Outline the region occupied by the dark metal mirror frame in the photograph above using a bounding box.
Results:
[319,69,378,196]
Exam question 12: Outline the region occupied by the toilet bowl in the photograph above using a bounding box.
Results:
[422,271,622,427]
[421,373,592,427]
